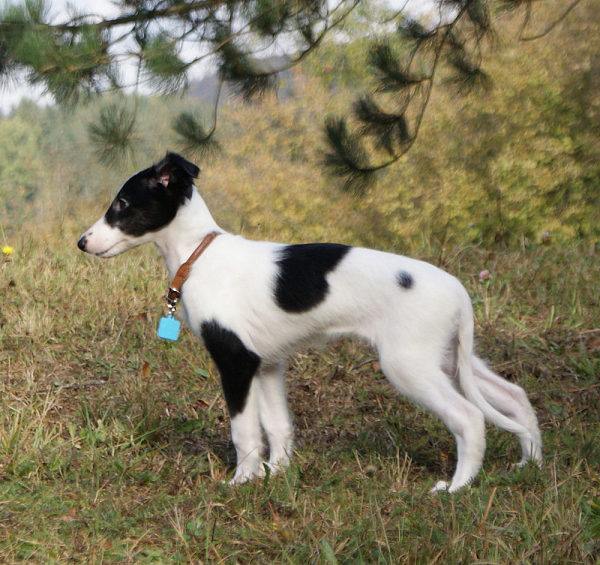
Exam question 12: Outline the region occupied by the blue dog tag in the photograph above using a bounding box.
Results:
[157,315,180,341]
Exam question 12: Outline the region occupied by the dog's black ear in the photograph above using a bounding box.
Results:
[154,152,200,189]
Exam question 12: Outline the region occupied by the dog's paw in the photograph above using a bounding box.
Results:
[266,456,291,476]
[228,463,266,486]
[430,480,450,494]
[512,456,543,473]
[515,452,543,470]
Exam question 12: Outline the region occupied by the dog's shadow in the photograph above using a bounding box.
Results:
[153,343,455,481]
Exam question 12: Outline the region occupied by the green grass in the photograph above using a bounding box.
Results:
[1,223,599,564]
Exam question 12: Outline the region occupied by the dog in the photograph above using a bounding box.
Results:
[77,152,542,492]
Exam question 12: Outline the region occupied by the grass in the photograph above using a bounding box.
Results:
[1,220,599,564]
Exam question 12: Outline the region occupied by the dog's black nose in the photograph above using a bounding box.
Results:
[77,235,87,251]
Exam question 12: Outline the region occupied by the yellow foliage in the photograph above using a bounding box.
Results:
[1,1,598,249]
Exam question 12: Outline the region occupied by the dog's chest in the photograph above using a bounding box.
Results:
[179,240,280,328]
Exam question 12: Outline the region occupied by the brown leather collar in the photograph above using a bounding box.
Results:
[165,231,220,313]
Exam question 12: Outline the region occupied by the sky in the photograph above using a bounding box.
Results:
[0,0,436,114]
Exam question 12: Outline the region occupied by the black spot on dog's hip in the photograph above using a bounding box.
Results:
[396,270,414,290]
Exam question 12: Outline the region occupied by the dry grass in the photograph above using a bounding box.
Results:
[1,217,599,564]
[2,4,599,558]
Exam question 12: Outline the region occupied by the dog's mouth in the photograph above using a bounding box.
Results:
[95,239,127,258]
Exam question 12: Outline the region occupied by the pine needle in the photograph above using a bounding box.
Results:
[172,111,220,159]
[323,117,375,195]
[88,103,138,167]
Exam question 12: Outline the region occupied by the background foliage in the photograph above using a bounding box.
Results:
[1,0,598,246]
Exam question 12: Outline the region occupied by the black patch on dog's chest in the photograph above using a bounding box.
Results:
[274,243,351,313]
[396,270,414,290]
[201,321,260,417]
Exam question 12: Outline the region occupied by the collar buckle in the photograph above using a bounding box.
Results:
[166,287,181,314]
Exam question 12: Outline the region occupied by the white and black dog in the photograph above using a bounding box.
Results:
[78,152,542,492]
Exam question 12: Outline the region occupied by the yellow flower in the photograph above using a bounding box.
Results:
[2,245,14,255]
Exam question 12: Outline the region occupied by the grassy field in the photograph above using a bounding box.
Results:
[1,0,599,558]
[1,216,598,564]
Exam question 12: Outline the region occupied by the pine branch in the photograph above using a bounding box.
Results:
[211,0,360,92]
[323,117,375,195]
[88,103,139,166]
[286,0,362,66]
[354,96,411,155]
[466,0,492,39]
[0,1,229,34]
[22,26,114,104]
[323,0,470,191]
[0,36,18,86]
[0,0,356,105]
[496,0,531,9]
[399,18,438,51]
[216,39,278,99]
[246,0,293,37]
[173,76,222,160]
[446,52,492,93]
[172,111,220,158]
[370,42,427,93]
[141,33,188,94]
[1,0,116,105]
[520,0,583,41]
[1,0,584,183]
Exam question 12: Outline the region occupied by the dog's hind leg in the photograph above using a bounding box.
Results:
[472,356,542,466]
[257,362,294,473]
[379,351,486,493]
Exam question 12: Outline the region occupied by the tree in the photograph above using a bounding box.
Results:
[0,0,586,188]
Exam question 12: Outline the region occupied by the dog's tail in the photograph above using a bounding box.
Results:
[455,289,530,438]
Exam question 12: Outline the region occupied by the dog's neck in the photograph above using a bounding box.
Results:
[152,187,222,278]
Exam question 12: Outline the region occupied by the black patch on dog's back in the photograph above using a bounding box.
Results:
[275,243,351,313]
[201,320,260,418]
[396,270,414,290]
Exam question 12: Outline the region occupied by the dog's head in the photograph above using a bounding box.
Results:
[78,152,200,257]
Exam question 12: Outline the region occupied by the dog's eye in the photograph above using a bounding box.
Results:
[116,198,129,211]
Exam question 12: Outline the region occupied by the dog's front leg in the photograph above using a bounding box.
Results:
[229,378,264,485]
[199,321,264,485]
[257,362,293,473]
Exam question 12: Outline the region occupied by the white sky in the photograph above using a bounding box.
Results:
[0,0,435,114]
